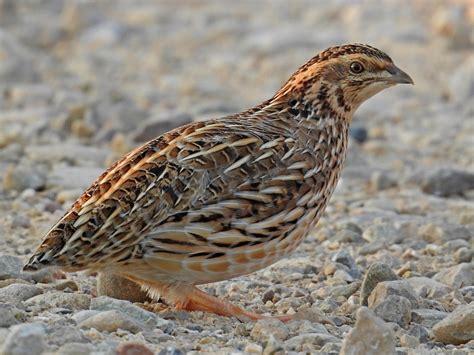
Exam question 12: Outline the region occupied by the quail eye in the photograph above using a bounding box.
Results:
[350,61,364,74]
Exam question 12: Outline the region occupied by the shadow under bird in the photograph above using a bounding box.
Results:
[24,43,413,321]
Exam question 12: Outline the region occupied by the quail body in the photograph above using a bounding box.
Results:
[24,44,413,321]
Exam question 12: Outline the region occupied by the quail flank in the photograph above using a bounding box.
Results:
[24,44,413,321]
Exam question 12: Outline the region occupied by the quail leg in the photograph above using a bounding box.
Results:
[130,276,292,322]
[173,285,293,322]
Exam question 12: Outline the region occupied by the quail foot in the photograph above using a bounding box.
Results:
[24,44,413,321]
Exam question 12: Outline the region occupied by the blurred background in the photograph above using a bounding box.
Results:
[0,0,472,254]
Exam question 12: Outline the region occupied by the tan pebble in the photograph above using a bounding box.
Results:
[116,342,154,355]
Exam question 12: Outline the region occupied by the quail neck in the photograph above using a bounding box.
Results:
[24,43,413,322]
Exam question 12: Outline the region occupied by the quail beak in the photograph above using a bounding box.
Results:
[385,65,414,85]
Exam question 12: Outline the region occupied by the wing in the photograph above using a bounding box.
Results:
[25,113,328,274]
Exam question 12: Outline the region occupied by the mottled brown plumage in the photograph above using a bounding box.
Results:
[24,44,413,321]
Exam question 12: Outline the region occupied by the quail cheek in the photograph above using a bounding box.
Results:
[359,82,391,102]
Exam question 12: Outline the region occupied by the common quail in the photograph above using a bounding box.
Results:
[24,44,413,321]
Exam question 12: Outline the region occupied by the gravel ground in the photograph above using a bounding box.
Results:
[0,1,473,354]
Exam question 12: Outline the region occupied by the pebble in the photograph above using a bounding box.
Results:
[371,295,412,327]
[243,342,263,354]
[434,263,474,289]
[250,318,289,342]
[116,342,154,355]
[47,165,104,190]
[331,250,361,279]
[406,276,451,299]
[399,334,420,348]
[447,54,474,101]
[55,343,96,355]
[157,346,185,355]
[0,303,27,327]
[340,307,396,355]
[1,323,46,355]
[262,334,285,355]
[96,272,152,303]
[417,223,470,243]
[79,310,144,333]
[432,303,474,345]
[71,310,101,324]
[0,30,39,83]
[0,254,25,280]
[349,126,368,143]
[411,308,448,328]
[368,279,419,309]
[284,333,339,352]
[362,223,404,243]
[360,262,399,306]
[25,292,91,311]
[369,170,397,191]
[453,247,472,263]
[0,283,43,305]
[2,163,46,192]
[407,324,430,343]
[421,168,474,197]
[133,112,194,142]
[90,296,172,332]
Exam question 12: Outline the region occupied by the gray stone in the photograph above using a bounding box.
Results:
[349,126,368,143]
[418,223,471,243]
[460,286,474,302]
[411,308,448,328]
[284,333,339,352]
[90,296,172,332]
[0,254,24,280]
[454,247,473,263]
[369,170,397,191]
[362,223,404,243]
[250,318,290,342]
[432,303,474,345]
[330,281,361,299]
[25,292,91,311]
[0,255,54,284]
[157,346,185,355]
[263,334,285,355]
[447,55,474,101]
[371,295,412,327]
[368,280,419,309]
[1,323,46,355]
[0,283,43,305]
[133,112,193,142]
[406,276,451,299]
[0,30,39,83]
[399,334,420,348]
[0,303,27,327]
[55,342,95,355]
[47,324,88,346]
[71,310,101,324]
[96,272,152,303]
[407,324,430,343]
[434,263,473,288]
[421,168,474,197]
[80,22,127,47]
[340,307,396,355]
[25,143,108,165]
[331,250,361,279]
[2,164,47,192]
[79,310,143,333]
[47,165,104,190]
[360,262,399,306]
